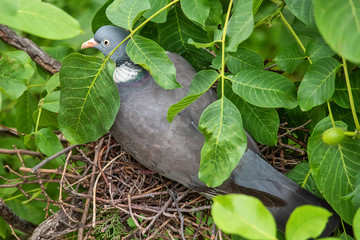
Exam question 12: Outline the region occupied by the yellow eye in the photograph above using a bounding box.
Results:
[103,39,110,46]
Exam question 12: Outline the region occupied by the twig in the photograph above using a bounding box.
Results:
[19,167,80,179]
[211,223,217,240]
[9,225,21,240]
[58,151,79,222]
[279,143,306,155]
[0,179,60,188]
[92,152,125,226]
[127,195,144,231]
[170,187,185,240]
[193,211,204,240]
[263,63,277,70]
[0,24,61,74]
[0,148,41,157]
[32,144,80,172]
[0,124,25,136]
[142,197,173,234]
[0,148,91,161]
[97,144,110,188]
[78,139,103,240]
[146,218,172,240]
[277,119,312,138]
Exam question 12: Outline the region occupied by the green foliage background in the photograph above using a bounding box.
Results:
[1,0,360,239]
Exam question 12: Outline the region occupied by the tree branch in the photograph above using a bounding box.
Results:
[0,24,61,74]
[0,198,37,234]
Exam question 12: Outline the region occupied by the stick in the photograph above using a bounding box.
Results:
[31,144,79,172]
[0,24,61,74]
[0,198,37,234]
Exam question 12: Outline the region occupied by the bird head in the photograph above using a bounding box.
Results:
[81,25,130,65]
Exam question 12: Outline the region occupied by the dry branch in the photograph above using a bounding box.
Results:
[0,24,61,74]
[0,198,37,234]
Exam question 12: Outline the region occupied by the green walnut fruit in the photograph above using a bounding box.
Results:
[322,127,345,145]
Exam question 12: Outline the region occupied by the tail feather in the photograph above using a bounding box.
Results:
[229,150,339,235]
[268,180,339,235]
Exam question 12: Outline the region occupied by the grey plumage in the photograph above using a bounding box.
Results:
[82,25,339,235]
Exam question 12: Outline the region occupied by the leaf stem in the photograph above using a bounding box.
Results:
[27,84,46,89]
[254,0,285,29]
[326,101,335,128]
[107,0,179,60]
[221,0,233,88]
[215,0,233,147]
[102,0,180,71]
[278,12,312,64]
[342,57,360,130]
[301,169,311,188]
[34,99,44,133]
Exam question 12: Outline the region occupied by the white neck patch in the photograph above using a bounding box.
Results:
[113,62,143,83]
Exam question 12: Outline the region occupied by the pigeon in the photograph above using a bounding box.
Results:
[81,25,339,234]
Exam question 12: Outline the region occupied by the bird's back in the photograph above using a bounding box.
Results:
[110,52,339,234]
[111,52,216,190]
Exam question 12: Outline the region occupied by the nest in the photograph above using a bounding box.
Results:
[1,121,310,239]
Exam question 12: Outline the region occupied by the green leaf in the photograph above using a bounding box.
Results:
[339,233,355,240]
[332,103,360,131]
[106,0,150,30]
[126,35,181,89]
[16,90,37,134]
[314,0,360,64]
[33,108,59,130]
[92,0,114,33]
[226,47,263,74]
[343,172,360,208]
[43,91,60,113]
[198,97,247,187]
[298,58,341,111]
[205,0,223,27]
[230,69,298,109]
[212,194,277,239]
[222,79,278,146]
[0,0,81,40]
[284,0,316,27]
[180,0,211,26]
[46,73,60,93]
[307,105,327,129]
[306,39,334,61]
[143,0,170,23]
[333,72,360,112]
[308,117,360,224]
[0,0,19,17]
[274,43,305,73]
[35,128,64,167]
[226,0,254,52]
[59,53,120,144]
[292,18,323,42]
[158,6,213,71]
[42,46,74,62]
[0,55,27,100]
[285,205,332,240]
[24,133,37,150]
[0,217,7,238]
[286,162,322,197]
[354,208,360,239]
[167,70,219,122]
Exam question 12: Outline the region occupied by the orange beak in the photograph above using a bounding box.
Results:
[81,38,98,50]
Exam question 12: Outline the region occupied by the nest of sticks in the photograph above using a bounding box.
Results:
[1,120,310,239]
